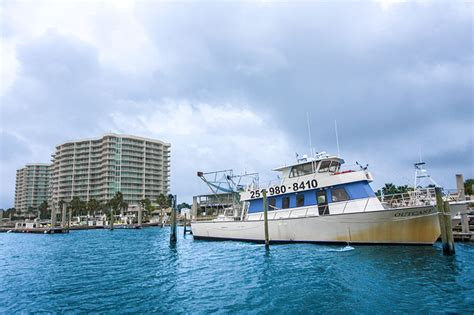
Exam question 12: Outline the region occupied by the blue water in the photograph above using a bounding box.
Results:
[1,228,473,314]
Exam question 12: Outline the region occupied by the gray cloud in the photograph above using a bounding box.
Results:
[0,1,472,207]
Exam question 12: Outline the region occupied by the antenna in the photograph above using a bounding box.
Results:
[334,120,340,157]
[306,112,313,156]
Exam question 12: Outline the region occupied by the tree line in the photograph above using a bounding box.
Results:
[2,192,192,221]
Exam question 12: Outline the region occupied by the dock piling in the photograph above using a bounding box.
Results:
[183,213,187,236]
[435,187,455,255]
[170,195,177,243]
[138,205,143,228]
[51,204,57,227]
[443,201,455,255]
[263,189,269,249]
[61,203,67,227]
[160,208,164,228]
[110,208,114,231]
[456,174,470,234]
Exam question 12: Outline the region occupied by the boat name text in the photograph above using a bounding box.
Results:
[394,208,433,217]
[249,180,318,199]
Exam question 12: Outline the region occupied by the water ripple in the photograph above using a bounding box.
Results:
[0,228,473,313]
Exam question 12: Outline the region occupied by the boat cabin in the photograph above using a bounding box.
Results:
[242,153,380,218]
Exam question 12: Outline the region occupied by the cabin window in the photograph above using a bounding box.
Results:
[318,160,331,173]
[282,196,290,209]
[317,191,327,204]
[290,163,314,177]
[269,198,276,210]
[329,161,341,173]
[296,194,305,207]
[331,187,349,202]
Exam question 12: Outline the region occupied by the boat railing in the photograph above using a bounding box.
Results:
[378,188,465,209]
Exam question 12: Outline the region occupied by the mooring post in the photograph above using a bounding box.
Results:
[170,195,177,243]
[263,189,269,249]
[183,213,187,236]
[435,187,448,249]
[138,205,143,228]
[435,187,455,255]
[67,206,71,232]
[51,204,57,227]
[160,208,164,228]
[443,201,455,255]
[456,174,470,233]
[61,203,67,228]
[110,208,114,231]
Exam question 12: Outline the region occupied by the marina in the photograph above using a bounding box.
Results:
[1,1,472,313]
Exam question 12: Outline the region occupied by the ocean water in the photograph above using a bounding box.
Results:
[0,227,473,314]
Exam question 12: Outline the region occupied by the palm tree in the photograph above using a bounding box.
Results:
[70,196,82,219]
[156,194,168,227]
[108,192,125,230]
[87,199,101,217]
[38,201,49,220]
[139,198,152,223]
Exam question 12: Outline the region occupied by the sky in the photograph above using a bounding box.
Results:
[0,0,472,208]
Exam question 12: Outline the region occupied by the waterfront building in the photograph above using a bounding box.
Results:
[50,134,170,206]
[14,163,51,213]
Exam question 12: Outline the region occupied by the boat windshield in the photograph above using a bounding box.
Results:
[290,162,315,177]
[319,160,341,173]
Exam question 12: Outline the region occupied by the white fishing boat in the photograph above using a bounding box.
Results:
[191,152,441,245]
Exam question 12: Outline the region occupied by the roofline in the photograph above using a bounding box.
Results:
[55,133,171,148]
[24,163,51,166]
[273,156,344,171]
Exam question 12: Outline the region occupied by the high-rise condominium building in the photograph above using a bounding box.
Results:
[15,164,51,213]
[50,134,170,206]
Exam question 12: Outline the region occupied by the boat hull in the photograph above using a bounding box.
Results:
[191,206,441,245]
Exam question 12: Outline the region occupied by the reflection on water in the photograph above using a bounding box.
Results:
[0,228,473,313]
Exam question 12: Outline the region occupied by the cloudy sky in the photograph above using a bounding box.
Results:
[0,0,472,208]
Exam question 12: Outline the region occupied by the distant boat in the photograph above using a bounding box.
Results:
[192,152,441,245]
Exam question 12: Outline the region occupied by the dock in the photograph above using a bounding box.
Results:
[0,227,68,234]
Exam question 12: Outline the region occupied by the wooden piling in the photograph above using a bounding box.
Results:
[456,174,470,234]
[51,204,57,227]
[443,201,455,255]
[138,205,143,228]
[435,188,448,248]
[170,195,177,243]
[61,203,67,227]
[263,189,269,249]
[435,187,455,255]
[110,208,114,231]
[183,213,187,236]
[67,207,71,232]
[160,208,164,228]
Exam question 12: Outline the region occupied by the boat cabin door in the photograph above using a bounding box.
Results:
[317,190,328,215]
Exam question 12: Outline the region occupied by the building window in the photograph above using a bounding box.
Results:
[268,198,276,210]
[331,187,349,202]
[282,196,290,209]
[296,194,305,207]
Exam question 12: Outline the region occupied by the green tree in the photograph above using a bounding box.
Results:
[465,179,473,196]
[70,196,84,218]
[156,194,168,209]
[177,202,191,210]
[3,208,17,220]
[87,199,101,216]
[108,192,125,216]
[139,198,153,222]
[376,183,414,196]
[38,201,49,219]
